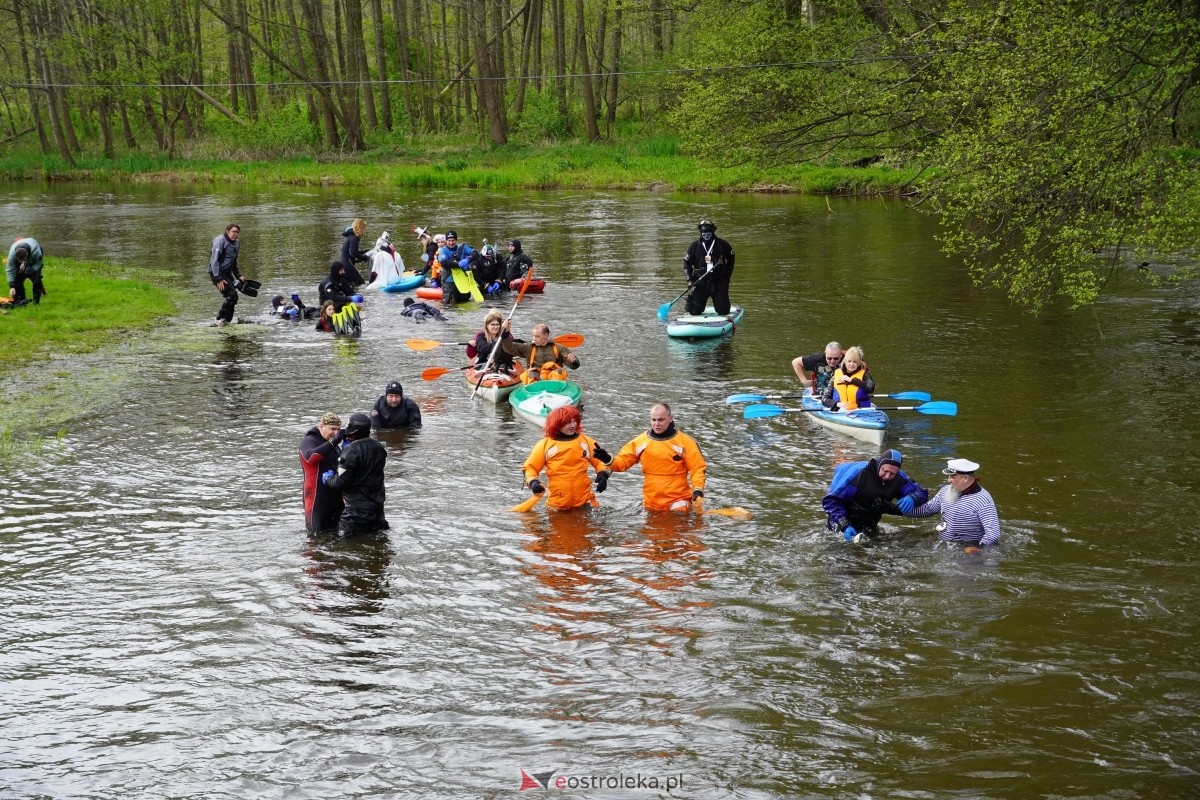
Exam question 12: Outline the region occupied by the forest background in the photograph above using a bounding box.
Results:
[1,0,1199,311]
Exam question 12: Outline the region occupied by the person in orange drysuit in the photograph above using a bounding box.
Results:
[609,402,707,512]
[521,406,613,511]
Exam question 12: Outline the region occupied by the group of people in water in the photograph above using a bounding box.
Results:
[278,217,999,550]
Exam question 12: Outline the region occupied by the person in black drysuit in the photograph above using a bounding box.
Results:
[400,296,446,322]
[370,381,422,429]
[298,412,347,532]
[503,239,533,285]
[318,261,361,312]
[469,244,505,295]
[822,449,929,543]
[683,219,736,316]
[339,220,370,285]
[322,413,389,537]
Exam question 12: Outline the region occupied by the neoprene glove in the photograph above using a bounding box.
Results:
[897,495,916,514]
[595,472,609,493]
[331,431,348,446]
[321,470,335,485]
[593,445,613,465]
[351,294,364,303]
[842,525,858,542]
[291,293,302,305]
[528,479,545,495]
[692,489,704,502]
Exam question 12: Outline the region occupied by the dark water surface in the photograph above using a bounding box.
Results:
[1,184,1197,799]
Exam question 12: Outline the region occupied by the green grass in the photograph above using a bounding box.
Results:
[0,139,924,195]
[0,258,178,376]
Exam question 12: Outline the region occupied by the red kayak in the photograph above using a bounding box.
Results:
[509,278,545,293]
[415,286,443,301]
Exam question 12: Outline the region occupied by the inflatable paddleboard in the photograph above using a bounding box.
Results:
[666,305,745,338]
[379,271,427,293]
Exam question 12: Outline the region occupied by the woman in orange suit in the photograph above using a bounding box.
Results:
[521,406,614,511]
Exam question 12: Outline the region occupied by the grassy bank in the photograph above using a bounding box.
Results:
[0,139,922,195]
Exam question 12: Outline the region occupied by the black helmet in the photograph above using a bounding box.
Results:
[344,412,372,440]
[698,219,716,233]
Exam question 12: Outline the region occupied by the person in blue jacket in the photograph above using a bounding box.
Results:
[6,237,45,305]
[436,230,475,304]
[822,449,928,542]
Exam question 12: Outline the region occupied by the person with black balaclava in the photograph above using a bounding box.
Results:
[322,413,389,537]
[504,239,533,286]
[822,449,929,543]
[299,411,347,532]
[683,219,736,316]
[370,381,422,429]
[318,261,362,312]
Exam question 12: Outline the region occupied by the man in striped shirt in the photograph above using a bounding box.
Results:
[909,458,1001,552]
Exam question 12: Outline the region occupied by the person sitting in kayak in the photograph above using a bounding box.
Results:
[608,402,708,512]
[401,296,447,322]
[521,406,614,511]
[791,341,846,397]
[500,320,580,384]
[822,449,928,543]
[467,310,518,374]
[821,345,875,411]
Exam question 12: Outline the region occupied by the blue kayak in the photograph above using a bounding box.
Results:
[800,390,889,446]
[379,272,428,293]
[666,305,745,338]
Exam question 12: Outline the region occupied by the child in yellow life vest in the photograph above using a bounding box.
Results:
[522,406,613,511]
[609,402,707,512]
[822,345,876,411]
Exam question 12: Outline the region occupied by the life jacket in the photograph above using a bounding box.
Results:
[520,344,568,384]
[831,364,869,410]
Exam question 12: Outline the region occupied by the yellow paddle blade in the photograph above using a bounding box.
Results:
[702,506,753,520]
[553,332,585,348]
[510,493,545,513]
[406,338,447,351]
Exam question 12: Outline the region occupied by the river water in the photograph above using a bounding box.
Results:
[1,184,1197,799]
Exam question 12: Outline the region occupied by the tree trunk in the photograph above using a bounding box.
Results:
[552,0,567,121]
[604,1,622,136]
[12,0,50,153]
[370,0,392,131]
[574,0,598,140]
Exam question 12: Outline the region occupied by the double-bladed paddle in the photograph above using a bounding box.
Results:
[407,332,584,352]
[725,390,931,404]
[471,264,536,399]
[743,401,957,419]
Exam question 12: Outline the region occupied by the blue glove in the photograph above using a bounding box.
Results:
[321,470,335,485]
[842,525,858,542]
[485,281,502,295]
[429,278,440,288]
[458,258,471,269]
[290,293,302,305]
[528,479,545,495]
[351,294,363,304]
[897,495,916,514]
[285,307,299,319]
[594,472,609,493]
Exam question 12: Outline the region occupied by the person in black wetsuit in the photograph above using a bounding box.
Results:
[323,413,389,537]
[340,218,370,285]
[298,412,347,532]
[683,219,735,316]
[503,239,533,285]
[370,381,422,429]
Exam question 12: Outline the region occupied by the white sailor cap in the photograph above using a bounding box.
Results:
[943,458,980,475]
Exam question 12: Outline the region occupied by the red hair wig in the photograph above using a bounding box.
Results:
[544,405,582,438]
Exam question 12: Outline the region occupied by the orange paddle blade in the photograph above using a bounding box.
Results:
[510,493,544,513]
[421,367,452,381]
[552,332,585,348]
[701,506,753,520]
[406,338,451,351]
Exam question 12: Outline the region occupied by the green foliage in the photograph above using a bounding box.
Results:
[207,103,321,156]
[513,91,570,142]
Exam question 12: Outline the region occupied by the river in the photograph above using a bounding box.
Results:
[0,183,1197,799]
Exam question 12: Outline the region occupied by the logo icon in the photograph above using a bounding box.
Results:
[518,768,558,791]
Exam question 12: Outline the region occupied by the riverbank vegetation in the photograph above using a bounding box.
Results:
[0,260,177,377]
[2,0,1199,310]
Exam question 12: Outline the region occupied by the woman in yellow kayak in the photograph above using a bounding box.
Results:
[521,406,613,510]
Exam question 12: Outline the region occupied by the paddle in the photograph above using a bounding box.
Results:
[726,390,932,404]
[416,365,474,381]
[407,332,584,352]
[700,506,753,519]
[656,272,710,322]
[743,401,957,419]
[472,264,536,399]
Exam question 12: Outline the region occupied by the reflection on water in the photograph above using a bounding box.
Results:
[0,185,1197,798]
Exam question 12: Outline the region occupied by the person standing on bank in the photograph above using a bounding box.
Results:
[322,413,389,537]
[6,237,45,305]
[210,223,248,326]
[683,219,735,316]
[907,458,1001,552]
[608,403,708,512]
[298,412,347,532]
[370,381,422,429]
